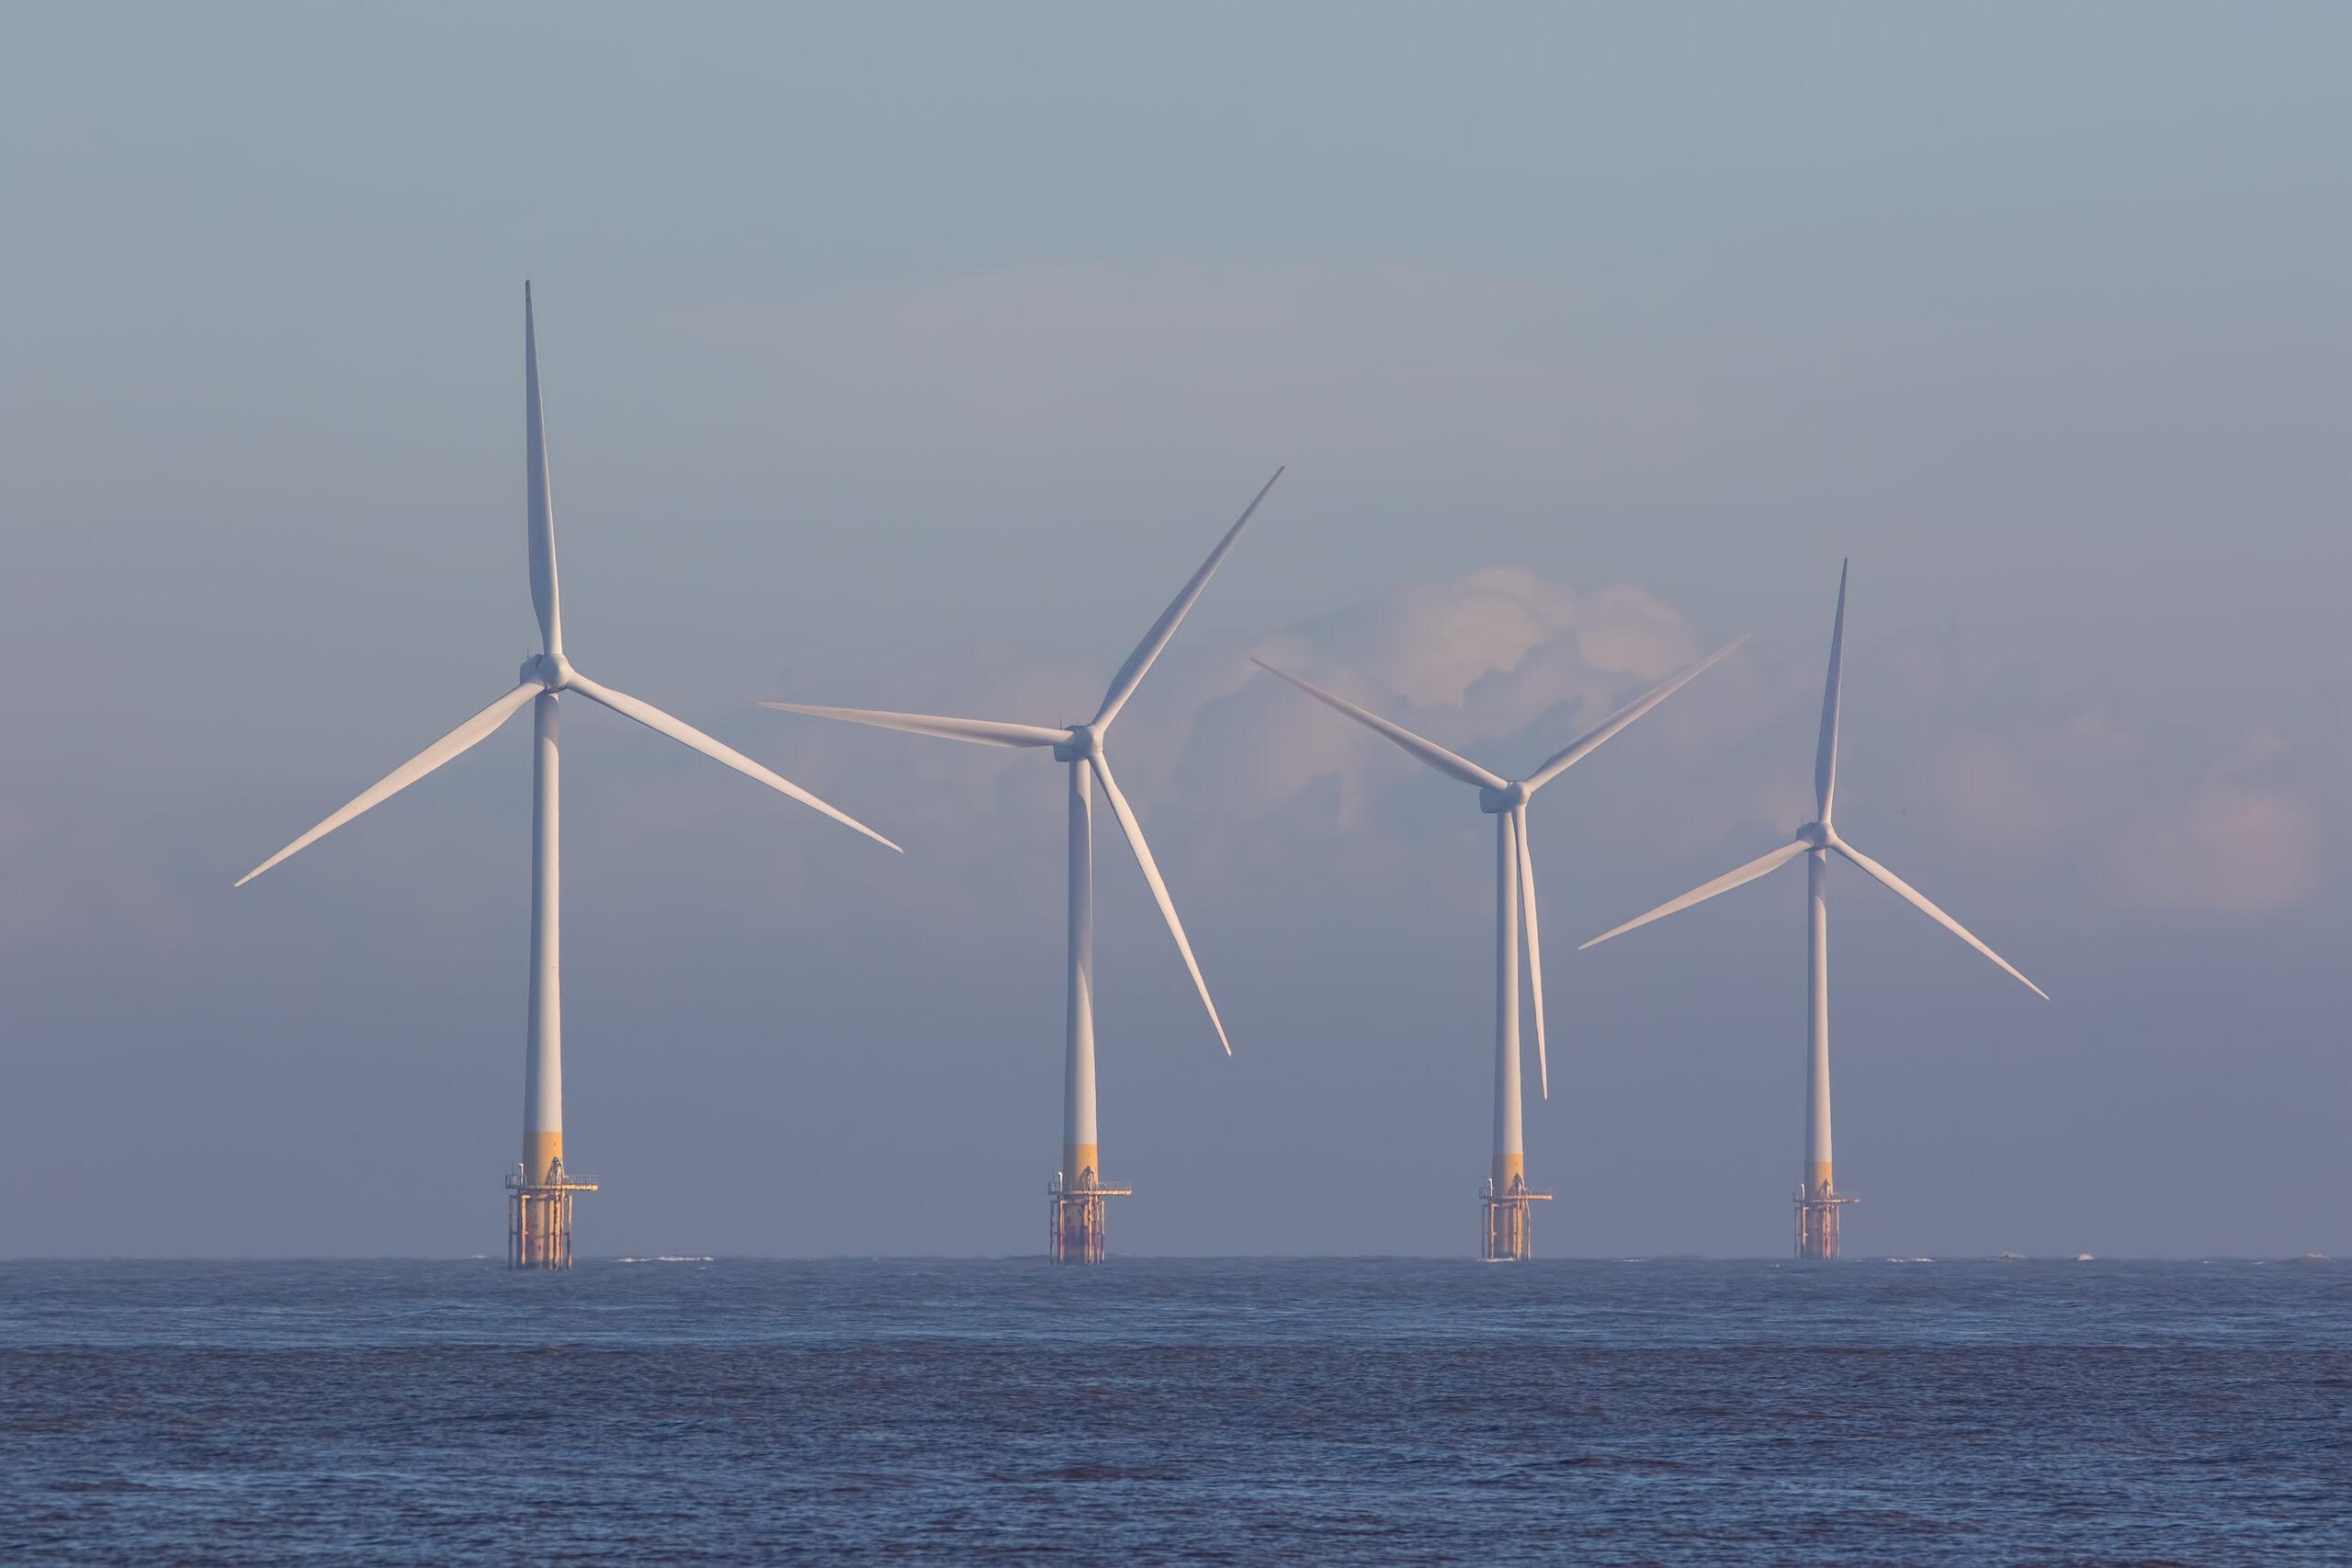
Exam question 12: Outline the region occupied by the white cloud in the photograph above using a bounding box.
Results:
[1170,567,1713,831]
[731,561,2344,925]
[2104,740,2329,917]
[1176,574,2338,922]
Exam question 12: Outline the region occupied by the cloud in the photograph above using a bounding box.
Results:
[2104,736,2329,917]
[1867,641,2336,919]
[727,563,2343,928]
[1176,566,1711,829]
[1209,577,2340,923]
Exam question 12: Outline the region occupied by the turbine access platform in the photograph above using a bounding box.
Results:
[506,1158,599,1269]
[1481,1171,1554,1261]
[1047,1167,1133,1265]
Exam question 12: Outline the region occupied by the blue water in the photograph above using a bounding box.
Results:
[2,1258,2344,1562]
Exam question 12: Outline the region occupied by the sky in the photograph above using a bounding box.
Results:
[1,4,2345,1258]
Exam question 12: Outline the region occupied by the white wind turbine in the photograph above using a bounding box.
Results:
[761,469,1283,1263]
[237,284,899,1267]
[1253,634,1743,1259]
[1580,562,2045,1259]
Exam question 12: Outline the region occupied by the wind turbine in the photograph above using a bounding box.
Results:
[761,469,1281,1263]
[1580,562,2045,1258]
[1254,634,1743,1259]
[236,284,899,1268]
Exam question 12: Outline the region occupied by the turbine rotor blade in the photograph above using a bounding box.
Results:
[1090,753,1231,1055]
[1579,839,1810,950]
[758,702,1065,750]
[1829,835,2047,999]
[525,282,562,657]
[1250,659,1506,791]
[235,682,541,886]
[1092,468,1283,730]
[1524,635,1749,794]
[1513,805,1548,1101]
[1816,559,1849,821]
[568,673,900,852]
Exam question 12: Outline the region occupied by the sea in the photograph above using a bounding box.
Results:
[1,1257,2344,1563]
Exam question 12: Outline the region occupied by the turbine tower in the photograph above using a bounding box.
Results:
[1581,562,2045,1259]
[237,284,899,1268]
[763,471,1282,1263]
[1254,636,1742,1259]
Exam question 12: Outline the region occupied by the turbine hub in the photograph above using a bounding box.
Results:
[1053,725,1100,762]
[1478,780,1531,814]
[521,652,574,691]
[1796,820,1830,848]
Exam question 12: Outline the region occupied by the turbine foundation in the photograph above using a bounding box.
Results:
[1047,1161,1132,1265]
[1480,1160,1553,1261]
[1793,1177,1858,1260]
[506,1157,599,1269]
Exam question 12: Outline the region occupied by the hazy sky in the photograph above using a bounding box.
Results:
[3,5,2345,1258]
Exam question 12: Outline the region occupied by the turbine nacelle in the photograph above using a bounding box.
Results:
[521,652,576,692]
[1795,820,1831,849]
[1052,724,1102,763]
[1478,780,1532,815]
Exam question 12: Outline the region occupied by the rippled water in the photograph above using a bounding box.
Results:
[3,1258,2345,1562]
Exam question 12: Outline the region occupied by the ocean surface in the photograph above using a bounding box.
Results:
[1,1257,2344,1563]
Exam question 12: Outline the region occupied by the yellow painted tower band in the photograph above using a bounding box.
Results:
[1492,1152,1525,1193]
[1806,1161,1834,1199]
[526,1130,564,1186]
[1063,1143,1101,1190]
